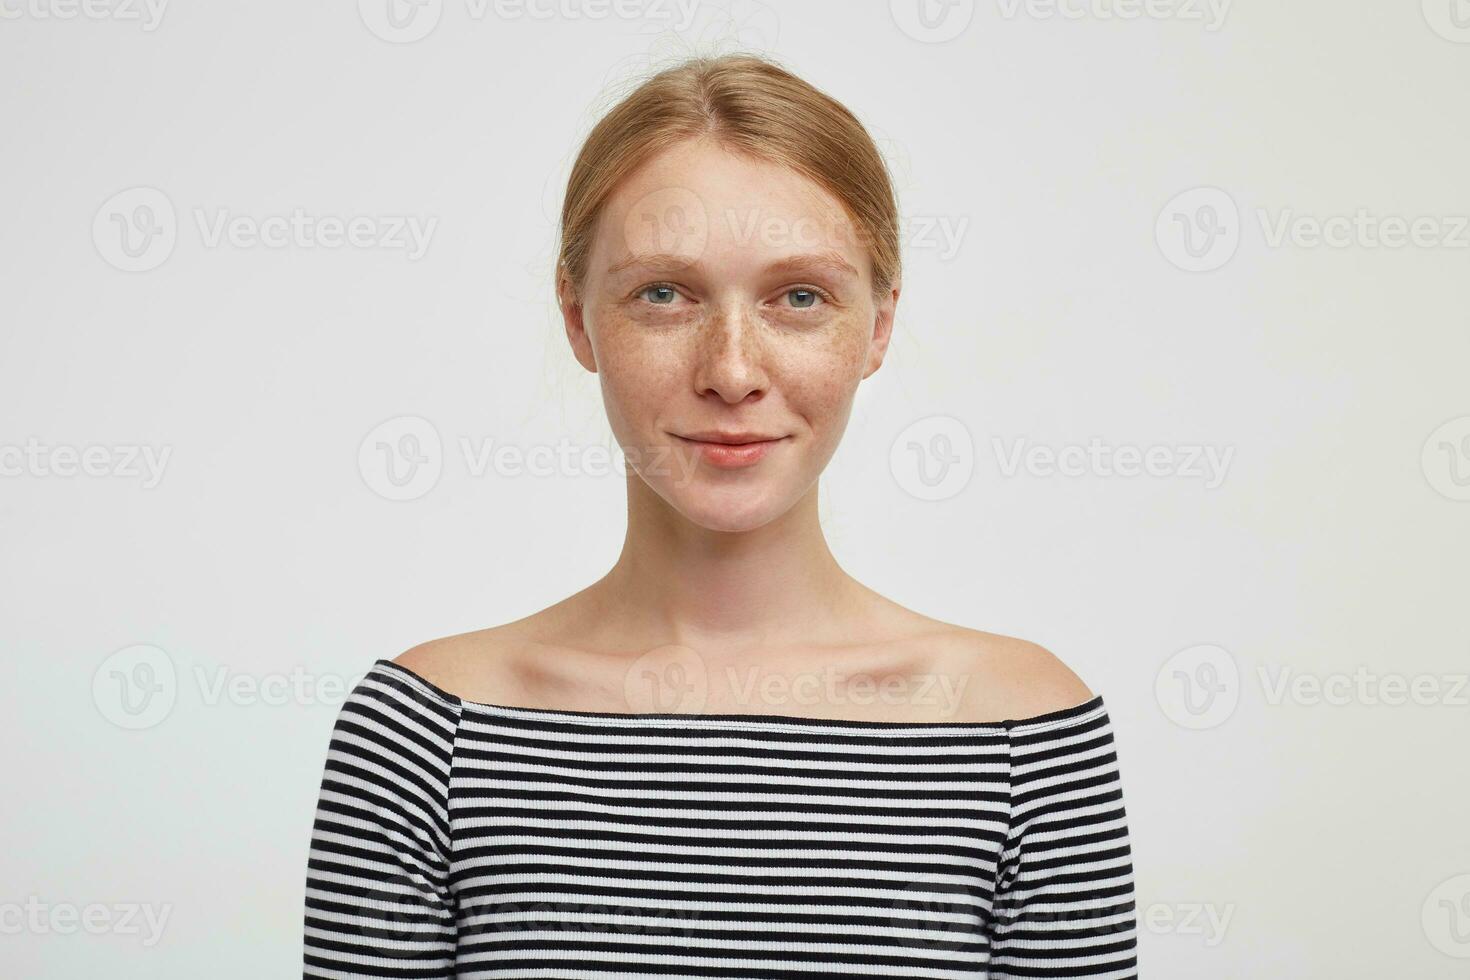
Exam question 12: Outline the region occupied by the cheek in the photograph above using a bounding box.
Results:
[587,311,685,435]
[772,317,871,429]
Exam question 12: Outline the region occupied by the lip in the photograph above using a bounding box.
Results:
[678,430,783,445]
[670,431,788,469]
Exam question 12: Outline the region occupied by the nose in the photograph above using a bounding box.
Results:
[692,304,768,404]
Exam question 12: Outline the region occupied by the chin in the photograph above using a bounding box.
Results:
[662,483,792,533]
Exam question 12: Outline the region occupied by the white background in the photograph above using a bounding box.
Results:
[2,0,1468,976]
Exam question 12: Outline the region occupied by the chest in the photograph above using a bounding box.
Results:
[444,713,1012,976]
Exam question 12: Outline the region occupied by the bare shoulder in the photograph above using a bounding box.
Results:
[390,623,525,700]
[926,625,1095,722]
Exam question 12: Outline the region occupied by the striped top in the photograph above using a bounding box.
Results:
[304,659,1138,979]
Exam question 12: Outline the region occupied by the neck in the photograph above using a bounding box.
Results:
[591,473,863,654]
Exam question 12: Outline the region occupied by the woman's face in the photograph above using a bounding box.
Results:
[562,138,898,533]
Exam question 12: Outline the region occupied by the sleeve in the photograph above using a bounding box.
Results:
[988,701,1139,978]
[303,664,462,978]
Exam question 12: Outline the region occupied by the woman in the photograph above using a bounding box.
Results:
[304,53,1138,978]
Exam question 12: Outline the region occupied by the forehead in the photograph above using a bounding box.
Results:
[589,138,870,281]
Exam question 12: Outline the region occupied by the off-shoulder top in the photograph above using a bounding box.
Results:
[304,658,1138,978]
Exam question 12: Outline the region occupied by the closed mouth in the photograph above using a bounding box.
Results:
[673,431,786,446]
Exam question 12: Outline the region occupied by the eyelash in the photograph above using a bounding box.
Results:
[636,282,834,309]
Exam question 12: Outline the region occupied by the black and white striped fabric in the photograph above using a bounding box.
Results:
[305,659,1137,979]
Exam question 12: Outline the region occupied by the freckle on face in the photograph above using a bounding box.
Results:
[574,139,881,531]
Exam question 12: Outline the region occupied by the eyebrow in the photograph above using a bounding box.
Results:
[605,250,861,281]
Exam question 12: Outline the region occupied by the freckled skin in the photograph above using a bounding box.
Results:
[397,139,1097,723]
[560,137,899,532]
